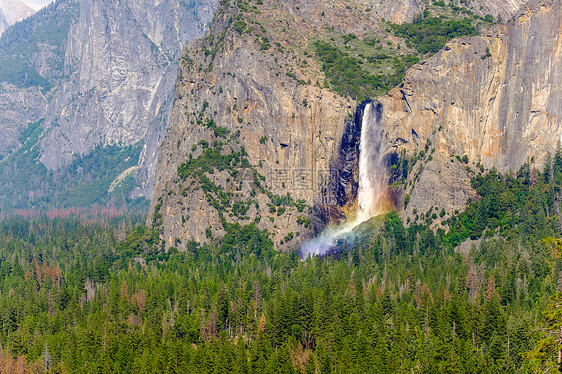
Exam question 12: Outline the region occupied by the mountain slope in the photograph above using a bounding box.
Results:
[37,0,217,197]
[0,0,217,211]
[0,0,77,162]
[150,0,560,251]
[0,0,34,26]
[378,0,561,219]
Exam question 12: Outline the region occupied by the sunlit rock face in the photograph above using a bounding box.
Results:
[368,0,528,24]
[378,0,561,218]
[0,0,34,29]
[151,0,558,250]
[368,0,424,24]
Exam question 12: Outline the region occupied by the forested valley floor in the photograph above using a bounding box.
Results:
[0,153,561,373]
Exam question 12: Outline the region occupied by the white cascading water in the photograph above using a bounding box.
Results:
[356,102,387,224]
[301,102,389,257]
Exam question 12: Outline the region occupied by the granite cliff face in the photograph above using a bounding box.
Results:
[37,0,216,198]
[370,0,528,24]
[0,0,216,209]
[151,0,561,250]
[370,0,423,23]
[467,0,528,20]
[0,0,34,33]
[0,0,77,162]
[378,0,561,218]
[150,0,391,249]
[0,83,47,159]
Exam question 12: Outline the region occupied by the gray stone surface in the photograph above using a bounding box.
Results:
[151,0,559,249]
[38,0,217,199]
[0,0,34,27]
[379,0,561,218]
[0,0,217,201]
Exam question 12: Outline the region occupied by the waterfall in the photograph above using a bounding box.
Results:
[356,102,388,223]
[301,102,389,257]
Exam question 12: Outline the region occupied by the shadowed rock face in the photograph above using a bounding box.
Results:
[316,101,396,229]
[316,103,366,226]
[378,0,561,218]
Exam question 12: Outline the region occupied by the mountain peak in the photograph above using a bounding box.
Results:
[0,0,34,34]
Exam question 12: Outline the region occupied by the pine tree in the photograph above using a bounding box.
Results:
[544,152,553,183]
[525,293,562,372]
[525,238,562,371]
[554,141,562,176]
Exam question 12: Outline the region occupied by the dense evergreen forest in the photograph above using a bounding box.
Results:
[0,147,560,373]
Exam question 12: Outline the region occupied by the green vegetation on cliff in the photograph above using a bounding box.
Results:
[312,1,493,101]
[313,40,411,101]
[391,14,478,54]
[0,0,80,88]
[0,130,145,211]
[170,114,308,249]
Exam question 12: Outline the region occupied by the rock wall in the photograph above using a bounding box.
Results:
[369,0,423,23]
[378,0,561,218]
[369,0,528,24]
[0,0,34,28]
[37,0,216,199]
[150,0,552,249]
[0,10,8,35]
[150,0,376,249]
[0,84,47,159]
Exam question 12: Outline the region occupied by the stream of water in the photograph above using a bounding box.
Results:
[301,102,389,257]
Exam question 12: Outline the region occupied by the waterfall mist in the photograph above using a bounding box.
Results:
[301,102,390,257]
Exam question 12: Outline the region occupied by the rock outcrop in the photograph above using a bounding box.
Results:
[0,0,217,208]
[0,0,34,32]
[370,0,423,23]
[378,0,561,218]
[149,0,560,250]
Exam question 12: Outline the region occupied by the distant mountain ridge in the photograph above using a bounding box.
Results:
[0,0,217,211]
[0,0,34,35]
[0,0,34,23]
